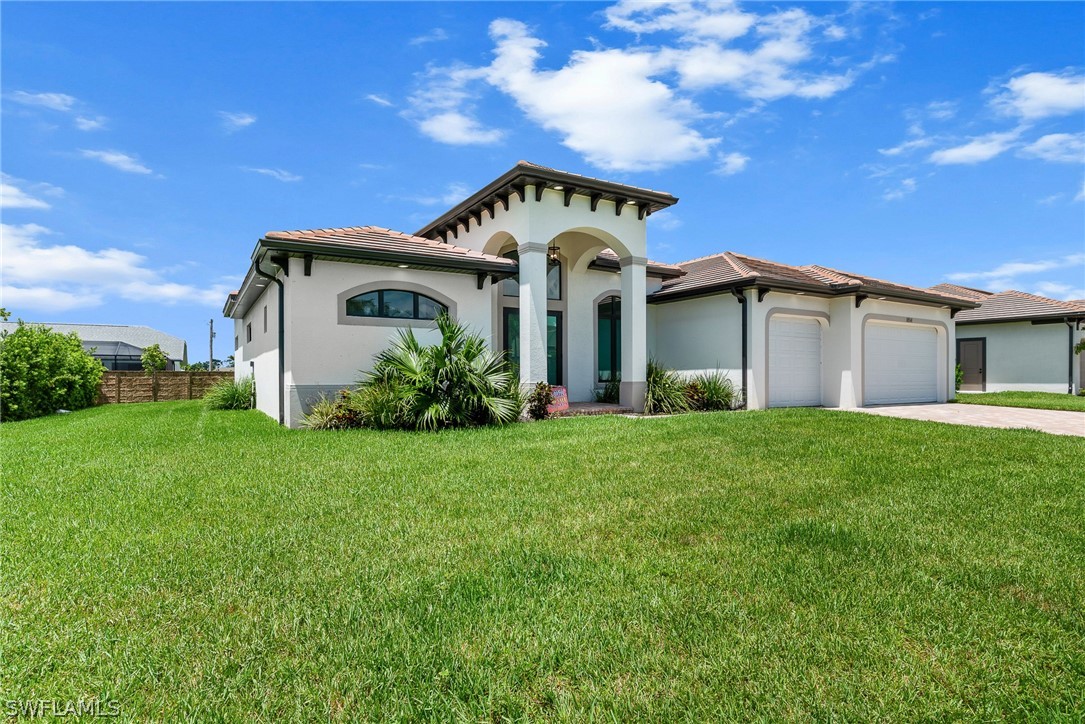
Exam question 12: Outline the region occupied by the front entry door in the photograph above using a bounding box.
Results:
[503,308,562,385]
[957,338,985,391]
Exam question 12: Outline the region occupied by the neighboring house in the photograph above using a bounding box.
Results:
[224,161,978,427]
[930,284,1085,394]
[0,322,188,371]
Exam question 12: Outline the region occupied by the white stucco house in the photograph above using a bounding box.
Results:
[224,161,978,427]
[930,284,1085,394]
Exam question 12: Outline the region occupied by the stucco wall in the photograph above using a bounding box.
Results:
[957,320,1082,393]
[233,283,281,422]
[648,294,743,390]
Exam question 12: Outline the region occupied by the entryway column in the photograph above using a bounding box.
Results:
[619,256,647,412]
[518,242,549,386]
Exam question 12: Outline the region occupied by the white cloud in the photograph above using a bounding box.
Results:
[388,182,473,206]
[6,91,77,112]
[79,149,154,175]
[0,223,232,313]
[364,94,394,107]
[409,28,449,46]
[1032,281,1085,301]
[74,115,108,131]
[406,2,887,171]
[947,253,1085,285]
[991,70,1085,120]
[218,111,256,132]
[928,130,1019,165]
[648,209,682,231]
[925,100,957,119]
[1018,133,1085,163]
[882,177,916,201]
[879,136,933,156]
[715,152,749,175]
[1,175,63,210]
[243,167,302,182]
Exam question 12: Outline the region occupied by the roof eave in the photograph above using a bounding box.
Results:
[257,237,517,275]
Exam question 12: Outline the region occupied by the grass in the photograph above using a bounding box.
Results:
[3,402,1083,720]
[956,390,1085,412]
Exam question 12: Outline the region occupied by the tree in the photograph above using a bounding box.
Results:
[0,322,104,421]
[141,343,168,373]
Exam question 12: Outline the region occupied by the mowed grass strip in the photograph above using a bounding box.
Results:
[2,402,1083,720]
[956,390,1085,412]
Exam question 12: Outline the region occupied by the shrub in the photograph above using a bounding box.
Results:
[644,360,688,415]
[359,313,522,430]
[141,343,168,373]
[687,371,735,411]
[526,382,554,420]
[0,322,103,421]
[595,378,621,404]
[203,376,253,410]
[301,389,365,430]
[955,364,963,392]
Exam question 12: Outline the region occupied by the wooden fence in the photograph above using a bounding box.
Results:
[97,371,234,404]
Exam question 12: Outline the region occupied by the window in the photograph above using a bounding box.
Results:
[246,323,252,343]
[501,250,561,300]
[263,305,268,333]
[597,295,621,382]
[344,289,447,320]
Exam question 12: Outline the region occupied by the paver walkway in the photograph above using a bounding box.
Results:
[847,403,1085,437]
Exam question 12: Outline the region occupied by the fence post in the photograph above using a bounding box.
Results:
[152,371,158,402]
[187,371,194,400]
[115,373,121,403]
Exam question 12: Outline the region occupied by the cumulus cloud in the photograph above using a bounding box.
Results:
[406,1,888,171]
[6,91,77,111]
[1,175,63,210]
[1,223,233,313]
[715,152,750,175]
[79,149,154,174]
[1018,133,1085,163]
[928,130,1020,165]
[243,167,302,182]
[991,70,1085,120]
[218,111,256,131]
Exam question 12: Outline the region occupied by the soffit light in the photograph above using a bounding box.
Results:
[397,264,409,268]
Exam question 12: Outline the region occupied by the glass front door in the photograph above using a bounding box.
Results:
[503,308,562,385]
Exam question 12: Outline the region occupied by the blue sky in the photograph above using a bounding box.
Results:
[3,1,1083,363]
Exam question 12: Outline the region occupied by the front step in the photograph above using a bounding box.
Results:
[552,402,634,417]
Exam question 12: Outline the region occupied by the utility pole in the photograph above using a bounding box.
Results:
[209,318,216,371]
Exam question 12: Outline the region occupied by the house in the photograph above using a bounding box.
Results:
[0,322,188,371]
[930,284,1085,394]
[224,161,977,427]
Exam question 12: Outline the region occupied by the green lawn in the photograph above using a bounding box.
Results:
[956,390,1085,412]
[3,402,1083,720]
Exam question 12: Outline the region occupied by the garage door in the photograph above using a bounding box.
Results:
[769,316,822,407]
[864,322,938,404]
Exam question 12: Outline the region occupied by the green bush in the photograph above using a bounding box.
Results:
[644,360,688,415]
[686,371,735,411]
[301,390,365,430]
[203,376,253,410]
[595,377,621,404]
[0,322,103,421]
[955,363,963,392]
[141,343,168,373]
[359,313,522,430]
[526,382,554,420]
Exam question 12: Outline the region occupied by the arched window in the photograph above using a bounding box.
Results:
[597,295,620,382]
[501,249,562,300]
[345,289,447,320]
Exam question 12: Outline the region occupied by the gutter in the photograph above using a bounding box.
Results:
[731,287,748,409]
[254,254,285,426]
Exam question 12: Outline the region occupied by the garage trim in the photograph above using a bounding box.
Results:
[765,308,830,408]
[861,313,948,406]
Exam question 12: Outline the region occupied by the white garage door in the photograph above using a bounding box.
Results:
[864,322,938,404]
[769,316,822,407]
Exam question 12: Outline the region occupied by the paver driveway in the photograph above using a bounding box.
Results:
[846,403,1085,437]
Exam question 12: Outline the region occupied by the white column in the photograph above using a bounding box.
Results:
[619,256,648,412]
[518,242,549,387]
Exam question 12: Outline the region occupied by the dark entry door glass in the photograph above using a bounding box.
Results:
[957,339,985,391]
[503,308,562,385]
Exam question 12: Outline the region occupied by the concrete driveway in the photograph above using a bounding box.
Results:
[848,403,1085,437]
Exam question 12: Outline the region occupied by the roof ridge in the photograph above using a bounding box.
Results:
[724,252,761,278]
[1002,289,1085,311]
[804,264,861,286]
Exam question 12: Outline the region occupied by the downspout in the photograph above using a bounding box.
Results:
[731,287,748,409]
[254,255,285,425]
[1066,319,1075,395]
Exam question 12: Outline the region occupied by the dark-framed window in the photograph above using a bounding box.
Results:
[263,305,268,333]
[597,295,621,382]
[501,250,561,300]
[345,289,447,320]
[246,323,252,343]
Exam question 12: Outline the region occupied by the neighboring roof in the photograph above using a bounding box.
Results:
[590,248,684,279]
[951,290,1085,324]
[0,322,187,360]
[929,282,994,301]
[84,340,145,357]
[649,251,979,309]
[415,160,679,241]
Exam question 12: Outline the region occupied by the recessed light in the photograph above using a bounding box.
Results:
[397,264,409,268]
[553,185,564,190]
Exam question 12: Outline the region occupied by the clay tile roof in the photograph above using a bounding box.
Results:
[954,289,1085,323]
[929,283,994,301]
[593,248,684,278]
[261,225,516,272]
